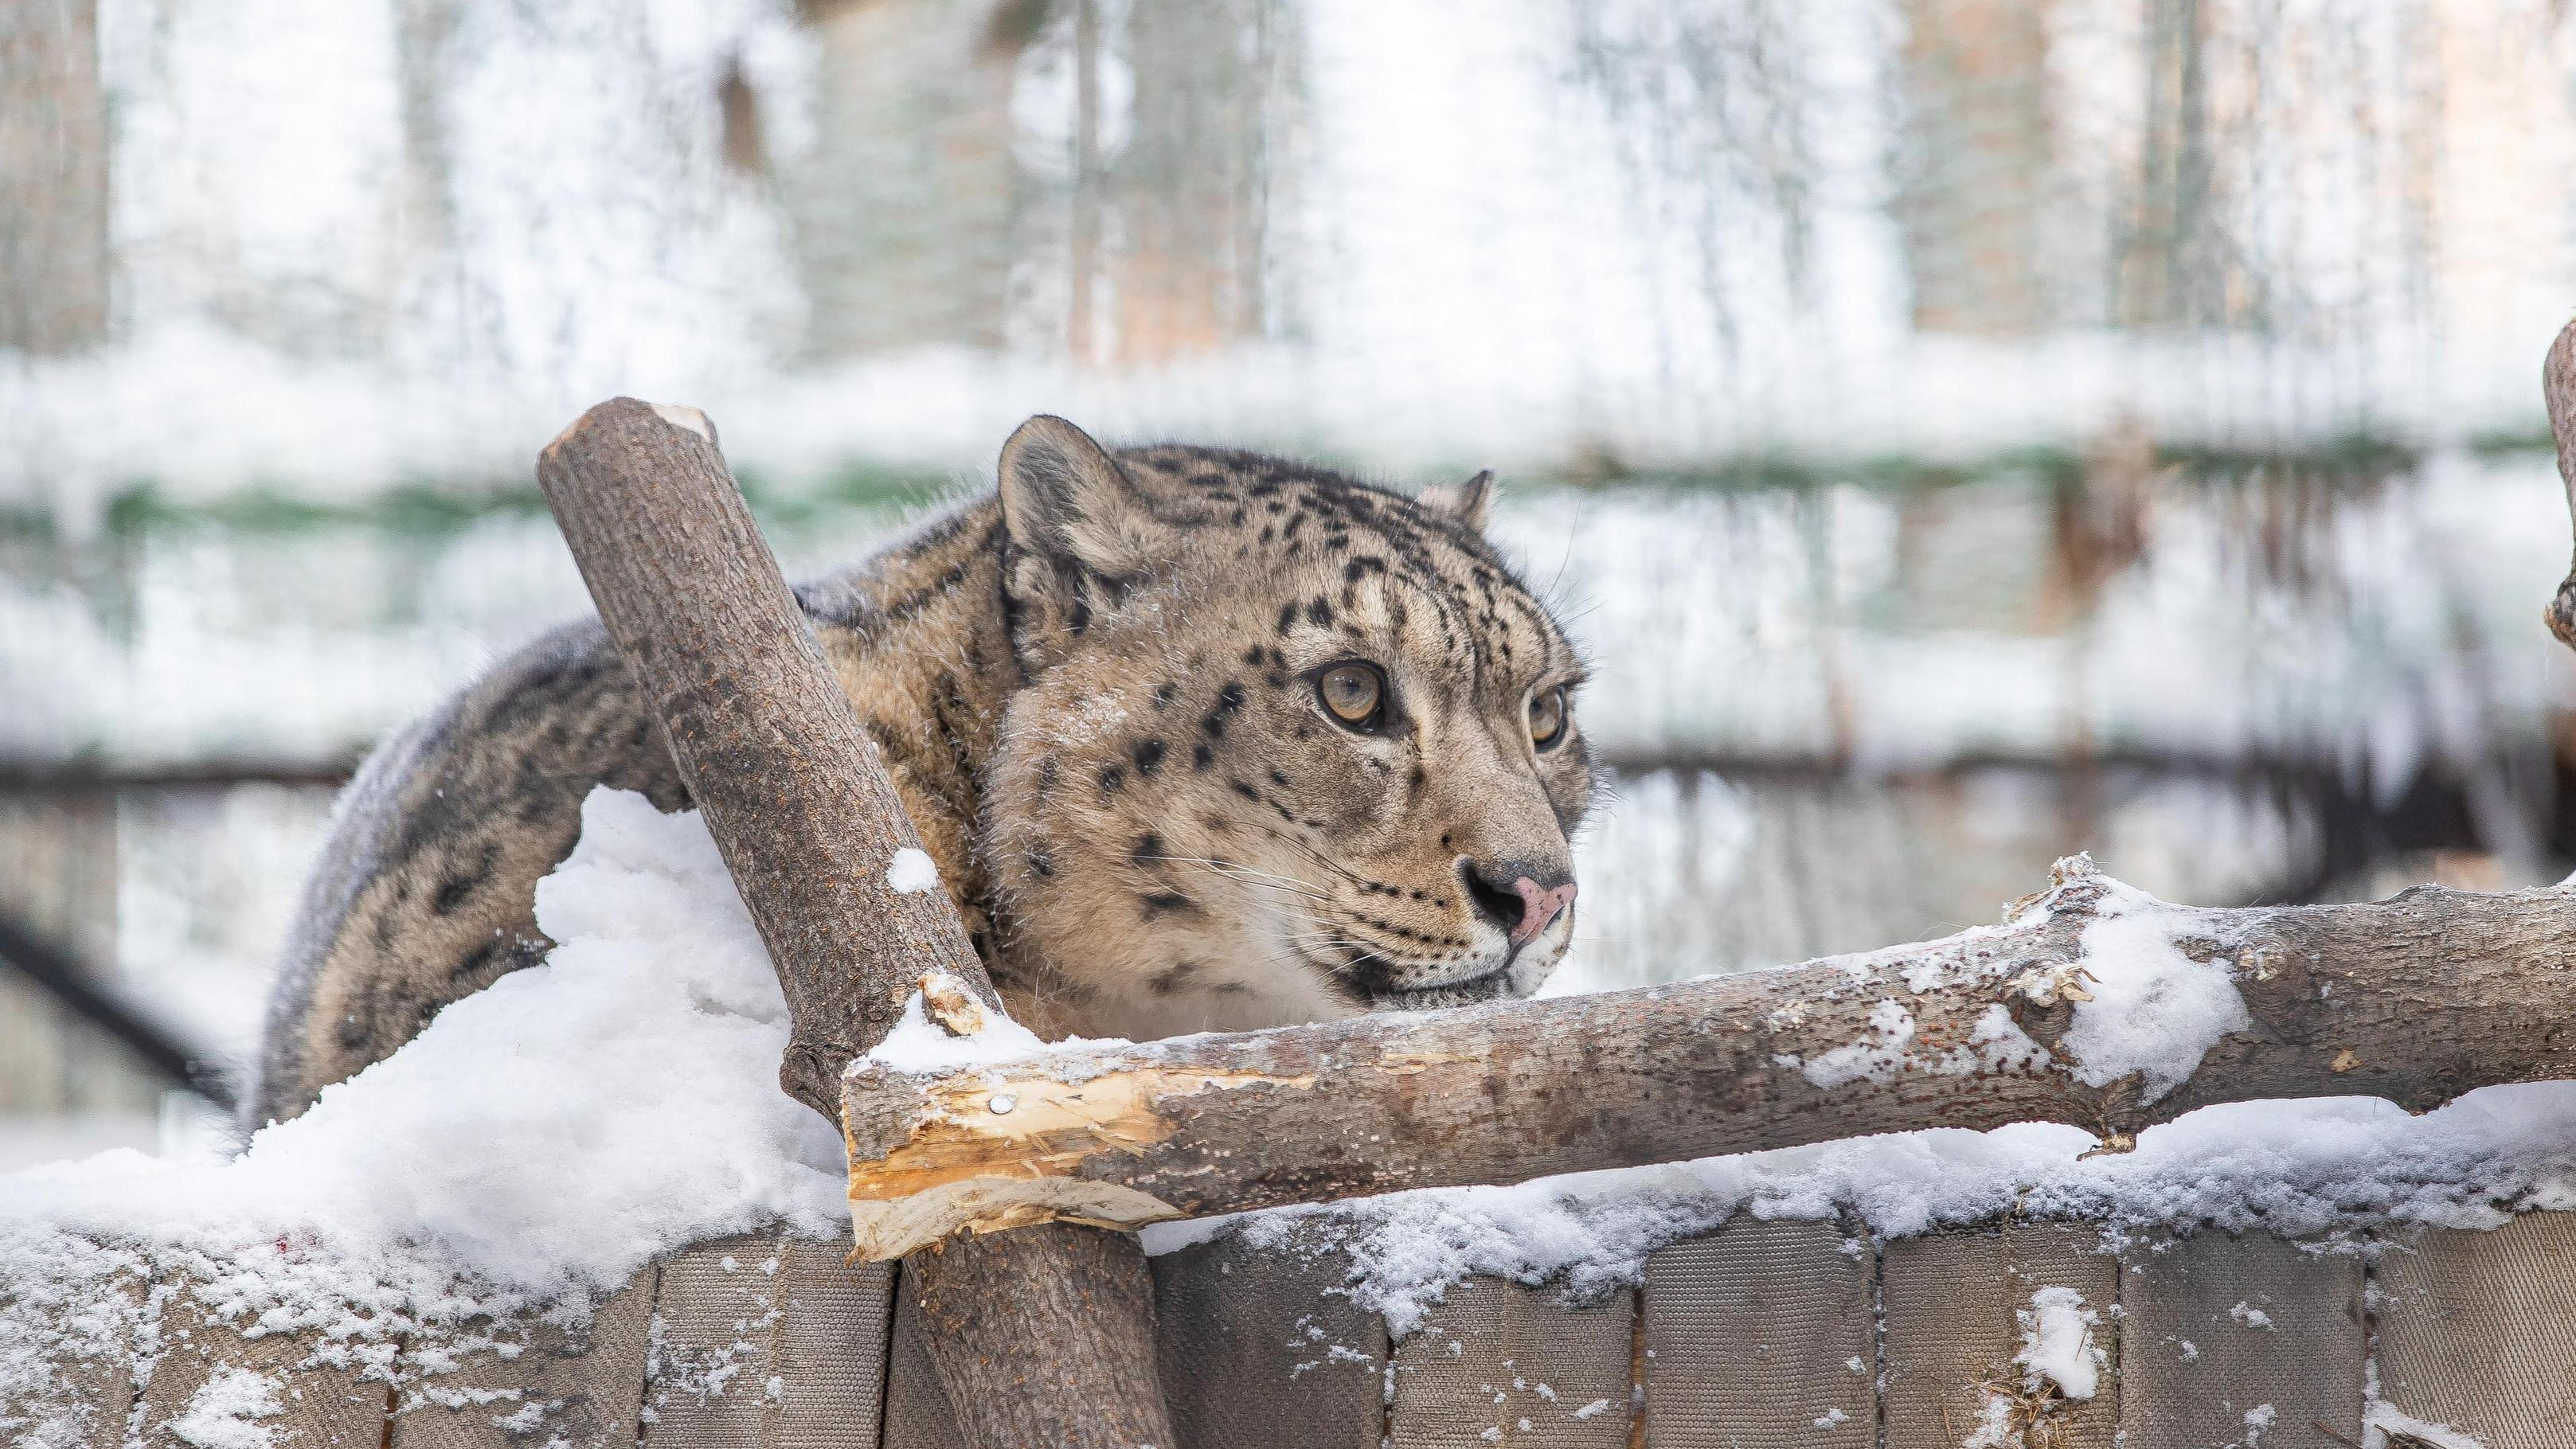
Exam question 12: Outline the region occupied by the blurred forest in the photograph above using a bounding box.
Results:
[6,0,2576,1160]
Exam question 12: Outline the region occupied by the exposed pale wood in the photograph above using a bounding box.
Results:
[1642,1219,1874,1447]
[392,1272,652,1449]
[534,397,1173,1449]
[1389,1277,1632,1449]
[844,863,2576,1254]
[1150,1227,1386,1449]
[1881,1222,2118,1448]
[2375,1214,2576,1449]
[2115,1233,2363,1449]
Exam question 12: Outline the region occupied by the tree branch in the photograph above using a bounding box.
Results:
[537,398,1174,1449]
[842,861,2576,1260]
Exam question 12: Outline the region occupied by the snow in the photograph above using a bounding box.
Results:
[853,990,1058,1076]
[885,848,940,896]
[0,788,847,1423]
[2015,1287,2099,1400]
[2244,1403,2278,1447]
[2367,1396,2490,1449]
[1145,1081,2576,1335]
[2060,888,2252,1102]
[167,1365,286,1449]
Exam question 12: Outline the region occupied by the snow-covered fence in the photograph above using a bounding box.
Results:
[17,1209,2574,1449]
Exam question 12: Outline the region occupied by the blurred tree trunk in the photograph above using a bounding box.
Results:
[1894,0,2054,336]
[0,0,110,353]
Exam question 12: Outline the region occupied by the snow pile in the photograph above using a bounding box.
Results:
[0,790,846,1430]
[2015,1287,2100,1399]
[855,988,1058,1076]
[2061,901,2251,1101]
[884,847,941,896]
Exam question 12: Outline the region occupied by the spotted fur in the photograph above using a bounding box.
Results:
[248,417,1593,1125]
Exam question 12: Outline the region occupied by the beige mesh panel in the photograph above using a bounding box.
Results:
[878,1263,965,1449]
[2376,1212,2576,1449]
[391,1267,655,1449]
[768,1237,893,1449]
[643,1233,786,1449]
[1151,1228,1386,1449]
[9,1261,146,1449]
[1881,1222,2118,1448]
[2117,1232,2363,1449]
[1642,1218,1874,1447]
[136,1287,387,1449]
[1387,1276,1633,1449]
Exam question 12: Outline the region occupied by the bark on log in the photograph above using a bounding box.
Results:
[2545,317,2576,650]
[842,860,2576,1259]
[536,398,1175,1449]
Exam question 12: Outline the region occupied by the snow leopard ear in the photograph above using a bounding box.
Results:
[1418,470,1494,532]
[997,415,1171,582]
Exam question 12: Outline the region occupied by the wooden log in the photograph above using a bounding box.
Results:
[535,399,1175,1449]
[841,862,2576,1256]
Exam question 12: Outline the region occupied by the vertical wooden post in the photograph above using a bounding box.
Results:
[536,398,1175,1449]
[0,0,110,352]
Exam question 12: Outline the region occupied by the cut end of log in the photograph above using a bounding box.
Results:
[842,1061,1315,1260]
[648,401,714,442]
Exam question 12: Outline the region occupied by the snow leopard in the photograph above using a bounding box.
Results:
[248,416,1593,1126]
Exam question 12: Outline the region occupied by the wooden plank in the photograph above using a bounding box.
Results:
[137,1287,387,1449]
[2117,1233,2363,1449]
[392,1269,654,1449]
[2376,1213,2576,1449]
[1882,1222,2117,1448]
[880,1261,966,1449]
[768,1237,894,1449]
[1388,1276,1632,1448]
[1151,1229,1386,1449]
[1643,1217,1874,1447]
[643,1234,784,1448]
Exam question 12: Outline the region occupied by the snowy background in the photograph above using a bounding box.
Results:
[9,0,2576,1164]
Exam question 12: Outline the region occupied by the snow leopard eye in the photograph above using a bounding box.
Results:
[1316,662,1386,731]
[1529,686,1569,749]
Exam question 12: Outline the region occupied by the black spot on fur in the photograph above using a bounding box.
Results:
[1139,891,1197,921]
[1132,832,1163,865]
[1307,597,1335,627]
[1201,682,1246,737]
[1151,960,1202,994]
[1098,764,1125,794]
[1134,739,1167,776]
[1276,603,1299,635]
[1193,744,1214,770]
[1152,682,1178,709]
[1029,846,1055,878]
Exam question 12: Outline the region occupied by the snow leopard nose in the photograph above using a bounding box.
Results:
[1461,860,1577,945]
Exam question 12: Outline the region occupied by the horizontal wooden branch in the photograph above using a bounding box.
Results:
[841,861,2576,1260]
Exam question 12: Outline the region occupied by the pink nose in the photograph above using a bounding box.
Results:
[1508,877,1577,945]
